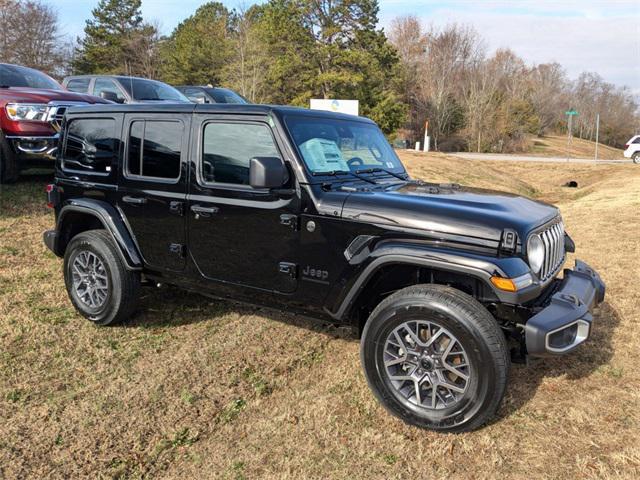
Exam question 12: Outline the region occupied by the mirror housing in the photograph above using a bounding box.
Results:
[100,91,124,103]
[249,157,287,189]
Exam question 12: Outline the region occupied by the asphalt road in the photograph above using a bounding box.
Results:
[451,152,632,164]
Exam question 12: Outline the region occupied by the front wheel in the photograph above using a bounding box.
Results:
[0,134,19,184]
[360,284,509,432]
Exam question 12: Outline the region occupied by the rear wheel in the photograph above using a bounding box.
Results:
[360,284,509,432]
[632,152,640,164]
[64,230,140,325]
[0,134,19,184]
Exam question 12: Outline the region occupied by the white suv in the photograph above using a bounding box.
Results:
[623,135,640,163]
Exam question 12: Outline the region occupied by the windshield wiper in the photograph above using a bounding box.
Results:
[354,167,407,181]
[311,170,377,185]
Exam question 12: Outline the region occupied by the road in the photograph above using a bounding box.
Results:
[450,152,631,164]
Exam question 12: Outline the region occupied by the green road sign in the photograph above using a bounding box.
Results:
[565,110,578,115]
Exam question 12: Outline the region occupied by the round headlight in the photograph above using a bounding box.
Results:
[527,234,545,274]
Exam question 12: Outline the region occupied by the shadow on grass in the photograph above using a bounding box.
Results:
[128,286,620,427]
[494,300,621,423]
[127,286,357,340]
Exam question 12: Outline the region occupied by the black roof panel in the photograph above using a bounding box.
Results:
[65,103,375,124]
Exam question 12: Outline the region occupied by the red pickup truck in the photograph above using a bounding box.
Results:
[0,63,109,183]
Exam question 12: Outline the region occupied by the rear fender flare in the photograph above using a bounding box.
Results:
[56,199,142,270]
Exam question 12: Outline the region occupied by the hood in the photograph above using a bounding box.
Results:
[0,87,108,104]
[341,182,559,243]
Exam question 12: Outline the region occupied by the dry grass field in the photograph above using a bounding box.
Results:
[1,153,639,479]
[528,134,624,160]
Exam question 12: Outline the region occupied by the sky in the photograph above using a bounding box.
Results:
[55,0,640,92]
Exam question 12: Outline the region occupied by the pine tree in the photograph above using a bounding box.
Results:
[72,0,148,75]
[257,0,406,133]
[160,2,233,85]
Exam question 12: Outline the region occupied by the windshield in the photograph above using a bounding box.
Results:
[284,115,405,175]
[0,64,62,90]
[207,88,248,104]
[118,77,188,102]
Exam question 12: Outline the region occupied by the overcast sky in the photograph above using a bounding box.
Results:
[56,0,640,92]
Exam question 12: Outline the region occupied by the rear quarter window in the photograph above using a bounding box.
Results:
[61,118,117,175]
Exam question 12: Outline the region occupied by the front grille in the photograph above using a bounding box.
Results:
[539,220,565,281]
[48,106,68,131]
[46,102,88,131]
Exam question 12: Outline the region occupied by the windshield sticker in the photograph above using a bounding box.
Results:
[299,138,349,172]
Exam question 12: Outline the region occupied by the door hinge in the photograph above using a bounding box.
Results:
[169,243,186,258]
[169,201,184,216]
[280,214,299,231]
[278,262,297,278]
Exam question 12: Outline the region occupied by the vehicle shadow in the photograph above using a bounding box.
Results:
[129,287,358,339]
[128,286,619,426]
[493,300,620,423]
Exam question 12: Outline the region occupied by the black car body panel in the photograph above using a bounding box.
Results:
[44,103,605,358]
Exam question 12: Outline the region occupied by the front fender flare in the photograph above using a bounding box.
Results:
[329,243,536,321]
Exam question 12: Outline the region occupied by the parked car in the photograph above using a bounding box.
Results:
[0,63,110,183]
[176,85,248,104]
[62,75,189,104]
[43,103,605,432]
[623,135,640,163]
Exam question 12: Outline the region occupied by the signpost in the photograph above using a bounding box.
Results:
[565,109,578,160]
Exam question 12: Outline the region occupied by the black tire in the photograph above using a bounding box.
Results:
[0,134,20,184]
[360,284,509,432]
[64,229,140,326]
[632,153,640,164]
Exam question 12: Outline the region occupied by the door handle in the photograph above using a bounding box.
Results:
[191,204,219,218]
[122,195,147,205]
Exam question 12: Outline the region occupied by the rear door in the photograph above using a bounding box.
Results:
[118,114,190,272]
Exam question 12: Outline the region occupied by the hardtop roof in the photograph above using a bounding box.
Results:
[65,103,376,124]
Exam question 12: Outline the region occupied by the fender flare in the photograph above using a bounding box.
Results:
[329,243,536,321]
[55,199,143,270]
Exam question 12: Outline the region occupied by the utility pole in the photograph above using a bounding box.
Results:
[594,113,600,162]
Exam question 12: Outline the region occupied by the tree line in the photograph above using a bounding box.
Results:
[0,0,637,150]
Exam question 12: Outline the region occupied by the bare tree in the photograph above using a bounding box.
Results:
[122,21,163,79]
[0,0,67,76]
[223,6,269,103]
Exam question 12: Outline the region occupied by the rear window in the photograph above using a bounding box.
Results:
[126,120,183,180]
[61,118,117,175]
[66,78,90,93]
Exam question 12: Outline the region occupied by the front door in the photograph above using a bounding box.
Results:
[118,114,190,272]
[187,115,299,293]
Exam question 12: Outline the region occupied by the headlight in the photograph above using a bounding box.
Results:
[527,233,545,274]
[5,103,51,122]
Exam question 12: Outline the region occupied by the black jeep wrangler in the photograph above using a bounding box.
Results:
[44,104,605,432]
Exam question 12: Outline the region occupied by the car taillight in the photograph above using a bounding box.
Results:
[46,184,57,208]
[625,144,629,149]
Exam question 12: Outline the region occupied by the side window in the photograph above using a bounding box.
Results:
[93,78,126,103]
[202,123,279,185]
[66,78,90,93]
[633,137,640,144]
[126,120,183,180]
[62,118,117,174]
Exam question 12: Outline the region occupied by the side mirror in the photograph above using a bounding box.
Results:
[249,157,287,189]
[99,91,124,103]
[189,96,206,104]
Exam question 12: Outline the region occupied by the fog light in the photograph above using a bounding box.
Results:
[547,324,578,349]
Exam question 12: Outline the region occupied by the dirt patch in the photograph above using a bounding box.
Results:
[1,159,639,479]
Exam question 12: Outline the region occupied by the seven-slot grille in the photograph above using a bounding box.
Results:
[539,220,565,281]
[48,105,68,131]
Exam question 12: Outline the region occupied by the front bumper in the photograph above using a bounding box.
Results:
[6,134,59,160]
[525,260,605,357]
